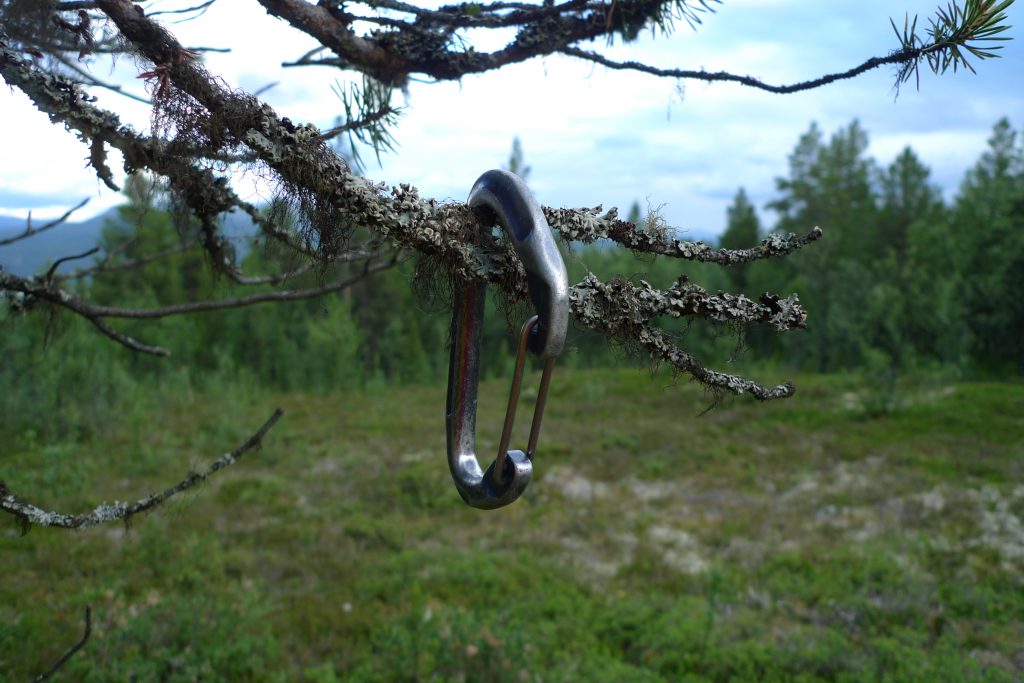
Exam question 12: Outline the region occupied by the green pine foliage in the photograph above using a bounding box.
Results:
[740,117,1024,377]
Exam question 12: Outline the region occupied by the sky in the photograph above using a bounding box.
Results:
[1,0,1022,240]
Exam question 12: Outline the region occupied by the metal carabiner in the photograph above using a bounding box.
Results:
[446,169,569,509]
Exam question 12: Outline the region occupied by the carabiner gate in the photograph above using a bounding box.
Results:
[446,170,569,509]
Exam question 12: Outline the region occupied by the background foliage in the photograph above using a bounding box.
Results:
[3,118,1022,438]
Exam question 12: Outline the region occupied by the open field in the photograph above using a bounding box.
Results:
[2,368,1023,681]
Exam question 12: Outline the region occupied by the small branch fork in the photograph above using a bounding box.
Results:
[0,409,284,530]
[0,198,89,247]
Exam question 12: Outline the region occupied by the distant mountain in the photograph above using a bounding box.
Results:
[0,210,114,277]
[0,207,260,277]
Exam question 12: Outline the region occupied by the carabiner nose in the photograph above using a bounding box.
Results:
[445,170,569,510]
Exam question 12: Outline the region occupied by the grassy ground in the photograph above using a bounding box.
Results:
[1,368,1022,682]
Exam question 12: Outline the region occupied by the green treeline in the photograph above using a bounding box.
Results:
[1,118,1022,438]
[558,117,1024,380]
[738,117,1024,376]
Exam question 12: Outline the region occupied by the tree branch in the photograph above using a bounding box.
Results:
[0,408,284,530]
[545,205,824,263]
[0,35,312,260]
[570,279,797,400]
[55,239,199,282]
[0,6,824,398]
[573,273,807,332]
[32,607,92,682]
[0,198,90,248]
[559,46,923,94]
[85,314,171,355]
[1,255,398,354]
[254,0,613,84]
[45,246,99,282]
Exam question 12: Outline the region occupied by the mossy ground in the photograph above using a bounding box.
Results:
[2,368,1022,681]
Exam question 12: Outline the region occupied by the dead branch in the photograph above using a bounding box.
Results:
[558,46,925,94]
[0,408,284,530]
[56,239,199,281]
[32,606,92,682]
[0,198,90,248]
[45,246,99,282]
[1,256,398,354]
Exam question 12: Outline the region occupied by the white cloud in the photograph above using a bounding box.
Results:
[0,0,1020,238]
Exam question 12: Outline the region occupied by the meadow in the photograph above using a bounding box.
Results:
[1,367,1022,682]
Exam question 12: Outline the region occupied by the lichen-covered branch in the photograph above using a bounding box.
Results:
[573,273,807,332]
[0,409,284,530]
[0,33,310,261]
[545,205,823,263]
[571,279,796,400]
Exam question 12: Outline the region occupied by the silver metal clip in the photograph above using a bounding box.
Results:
[446,170,569,509]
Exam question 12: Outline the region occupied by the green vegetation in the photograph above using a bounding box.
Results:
[1,368,1022,681]
[2,120,1023,680]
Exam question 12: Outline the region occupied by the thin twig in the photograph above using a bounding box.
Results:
[318,105,400,141]
[85,313,171,355]
[222,249,387,285]
[0,409,284,530]
[252,80,279,97]
[52,52,152,104]
[1,256,398,355]
[56,240,197,282]
[45,247,99,282]
[55,0,219,16]
[0,199,89,248]
[79,256,397,318]
[559,46,922,94]
[33,606,92,682]
[150,0,218,20]
[54,1,100,9]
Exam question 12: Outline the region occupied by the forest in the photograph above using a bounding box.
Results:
[2,116,1022,439]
